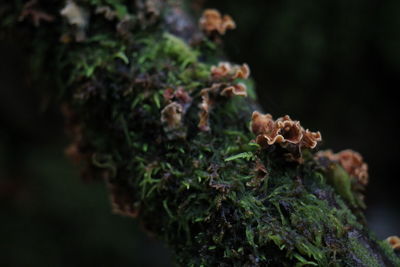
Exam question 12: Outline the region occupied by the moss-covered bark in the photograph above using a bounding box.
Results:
[2,0,399,266]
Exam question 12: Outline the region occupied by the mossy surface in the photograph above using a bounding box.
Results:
[2,0,400,266]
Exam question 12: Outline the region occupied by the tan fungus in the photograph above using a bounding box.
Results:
[199,9,236,35]
[386,236,400,250]
[336,150,369,185]
[251,111,322,149]
[161,102,183,130]
[316,149,369,185]
[301,129,322,149]
[220,83,248,97]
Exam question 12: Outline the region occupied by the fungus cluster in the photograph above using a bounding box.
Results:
[251,111,322,150]
[316,149,369,185]
[198,63,250,131]
[161,87,192,139]
[199,9,236,35]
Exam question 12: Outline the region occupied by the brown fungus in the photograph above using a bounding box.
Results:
[211,62,250,81]
[386,236,400,250]
[251,111,322,150]
[198,86,216,132]
[301,129,322,149]
[336,150,369,185]
[220,83,248,97]
[232,63,250,79]
[161,102,186,139]
[211,62,232,79]
[275,115,303,145]
[316,149,369,185]
[199,9,236,35]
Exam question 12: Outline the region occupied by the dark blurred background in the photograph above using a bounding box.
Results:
[1,0,399,266]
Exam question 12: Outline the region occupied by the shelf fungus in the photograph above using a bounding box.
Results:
[316,149,369,185]
[386,236,400,250]
[199,9,236,35]
[251,111,322,150]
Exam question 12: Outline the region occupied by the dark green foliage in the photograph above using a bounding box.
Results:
[2,0,399,266]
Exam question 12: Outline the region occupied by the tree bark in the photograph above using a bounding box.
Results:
[1,0,399,266]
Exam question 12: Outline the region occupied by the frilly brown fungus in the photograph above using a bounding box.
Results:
[199,9,236,35]
[251,111,322,149]
[232,63,250,79]
[251,112,283,147]
[386,236,400,250]
[276,115,303,145]
[337,150,369,185]
[301,129,322,149]
[211,62,250,81]
[220,83,248,97]
[211,62,232,79]
[316,149,369,185]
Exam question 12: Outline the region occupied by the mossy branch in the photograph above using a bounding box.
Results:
[2,0,399,266]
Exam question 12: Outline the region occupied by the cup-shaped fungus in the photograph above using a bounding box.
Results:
[275,115,303,145]
[199,9,236,35]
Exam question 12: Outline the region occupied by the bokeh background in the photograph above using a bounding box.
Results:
[1,0,399,266]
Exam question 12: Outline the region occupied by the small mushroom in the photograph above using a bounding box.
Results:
[386,236,400,250]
